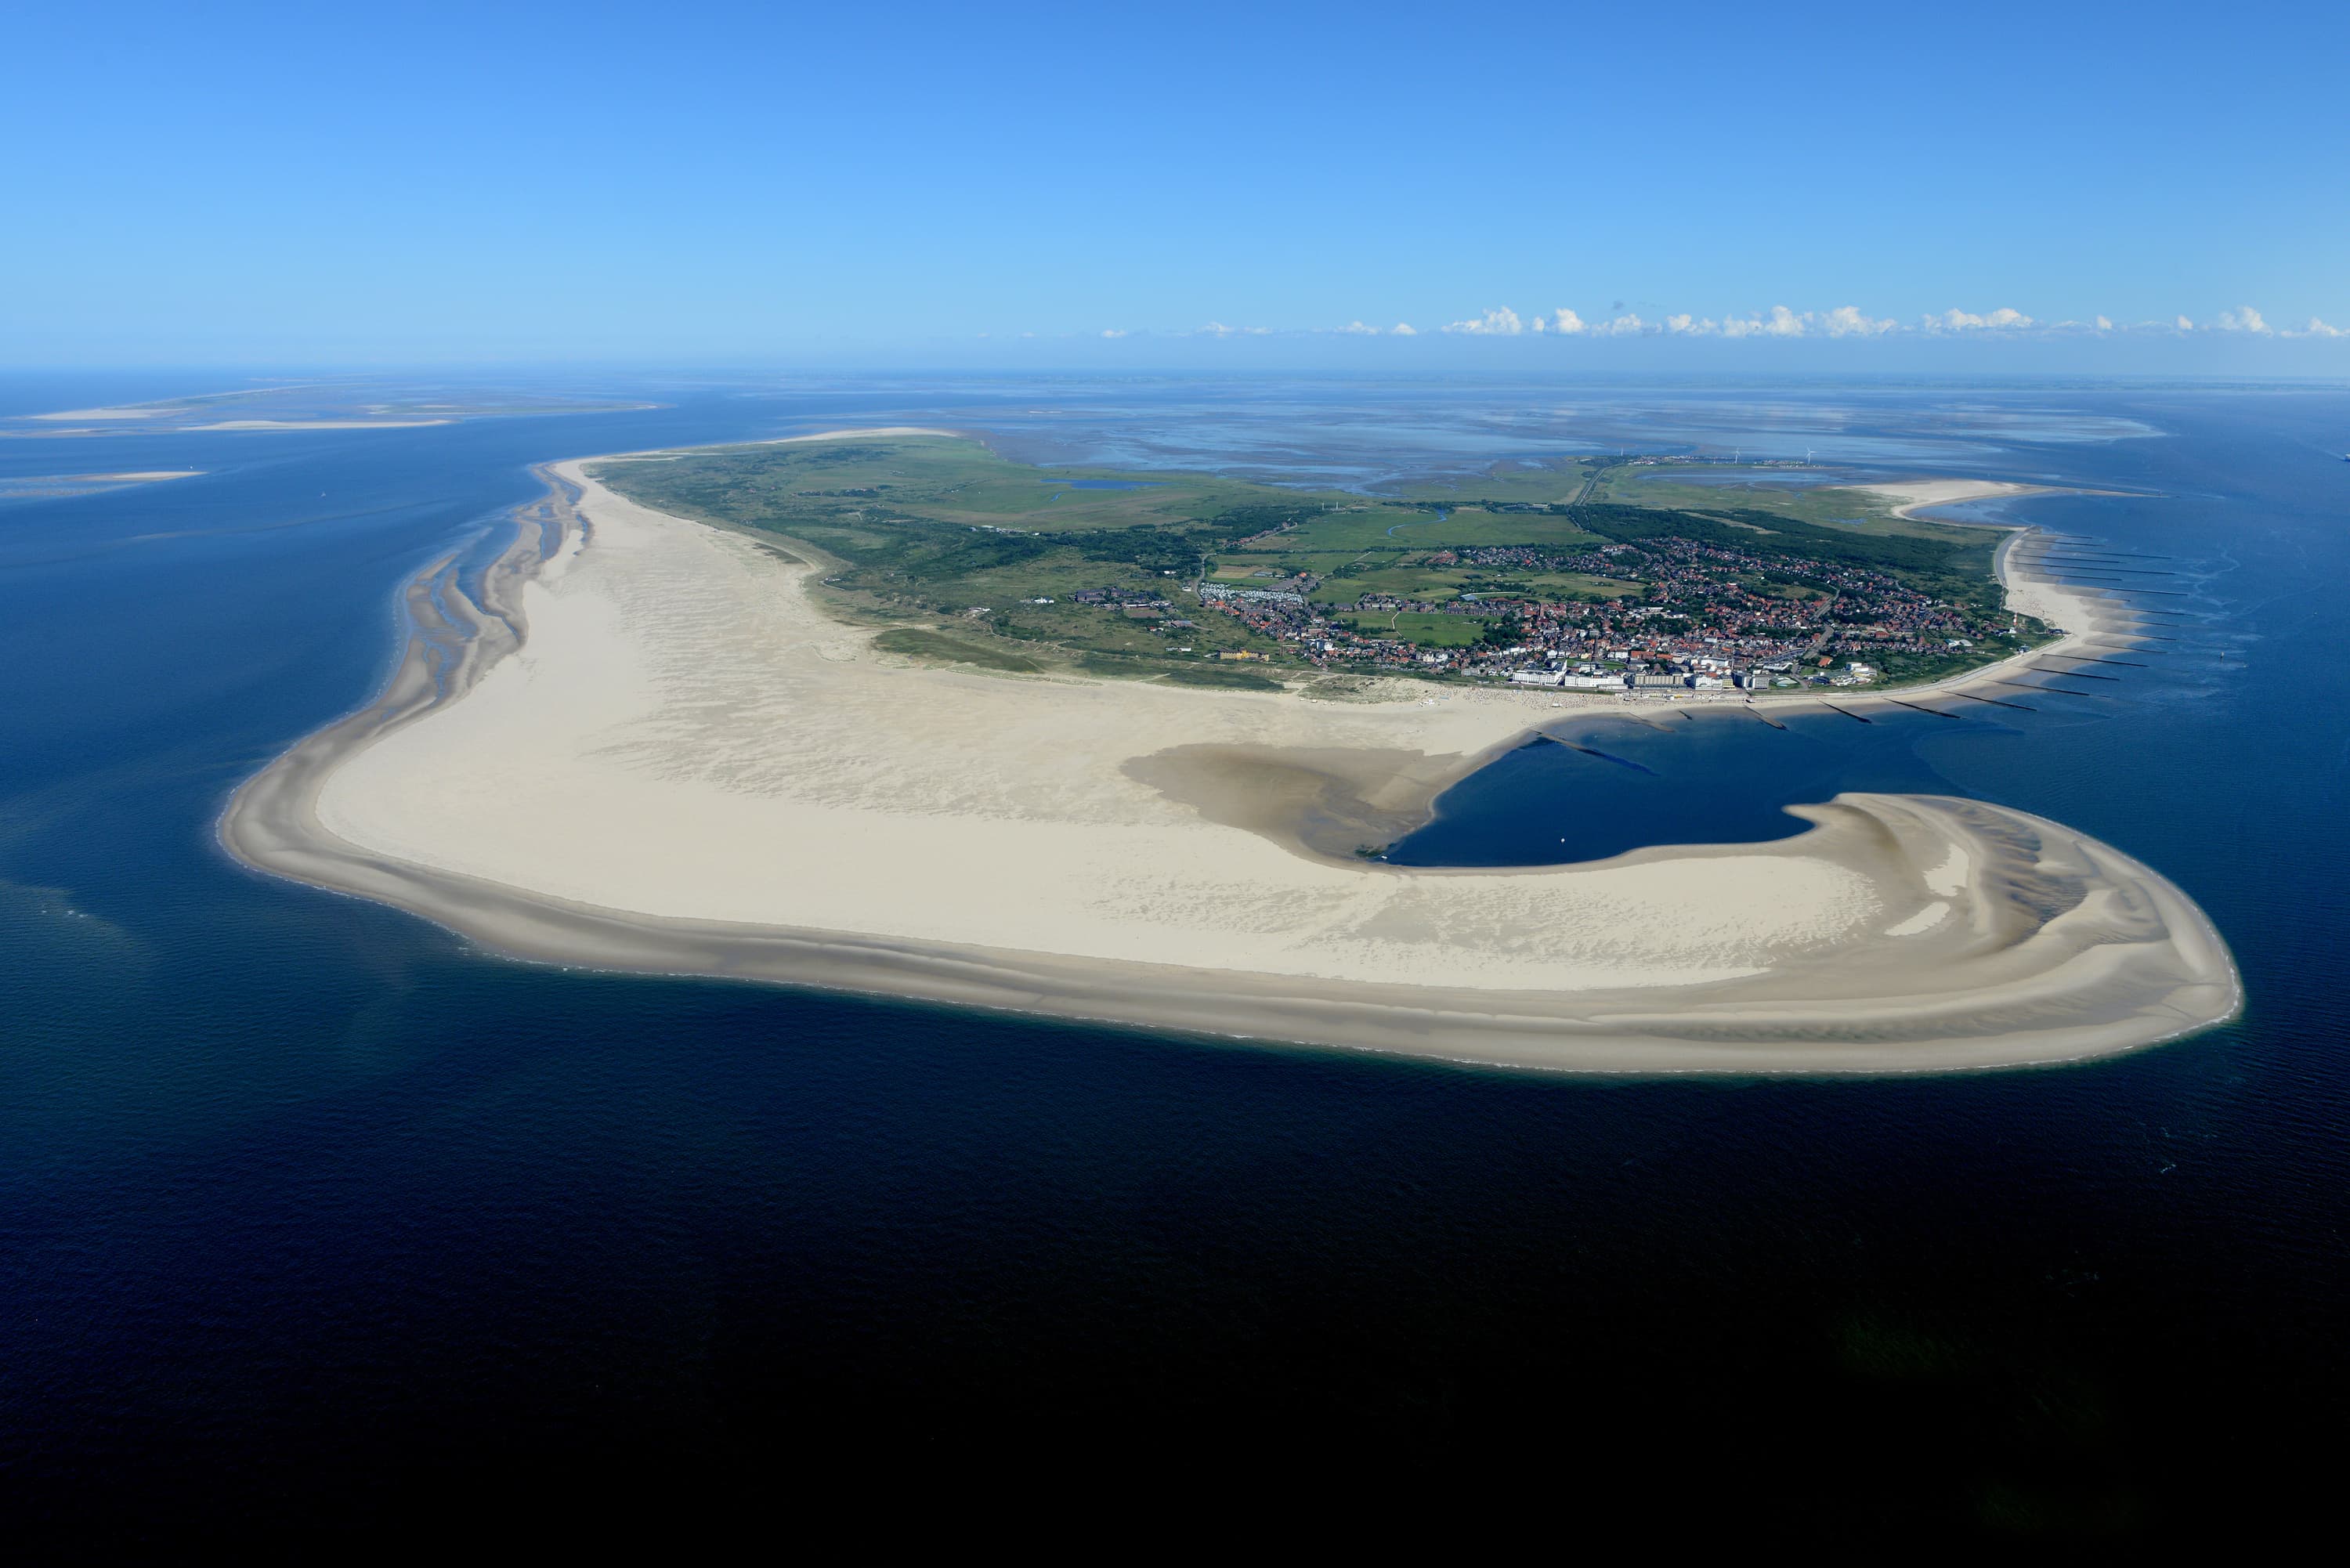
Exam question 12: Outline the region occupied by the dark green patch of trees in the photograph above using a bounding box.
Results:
[1568,504,1954,572]
[1478,616,1525,648]
[1563,504,1998,609]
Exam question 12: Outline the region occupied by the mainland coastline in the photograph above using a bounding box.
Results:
[219,435,2240,1074]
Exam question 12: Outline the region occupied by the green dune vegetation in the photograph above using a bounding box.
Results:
[590,434,2047,691]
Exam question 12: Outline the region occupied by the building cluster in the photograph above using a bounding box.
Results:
[1426,544,1628,576]
[1189,530,2008,688]
[1350,593,1513,616]
[1072,585,1177,609]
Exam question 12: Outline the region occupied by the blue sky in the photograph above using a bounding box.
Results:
[7,0,2346,368]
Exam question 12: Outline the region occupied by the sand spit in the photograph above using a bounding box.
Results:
[220,446,2239,1075]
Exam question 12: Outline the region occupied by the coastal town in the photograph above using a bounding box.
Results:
[1178,522,2034,692]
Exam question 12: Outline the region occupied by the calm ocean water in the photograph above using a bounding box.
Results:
[3,374,2345,1543]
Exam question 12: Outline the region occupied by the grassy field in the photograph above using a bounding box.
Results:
[1332,609,1492,647]
[1479,570,1647,602]
[1230,505,1610,558]
[606,435,1283,532]
[1589,464,1979,543]
[1388,457,1605,506]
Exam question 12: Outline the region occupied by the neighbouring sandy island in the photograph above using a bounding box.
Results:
[220,435,2239,1073]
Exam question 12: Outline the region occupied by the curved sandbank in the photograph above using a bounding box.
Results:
[221,441,2240,1074]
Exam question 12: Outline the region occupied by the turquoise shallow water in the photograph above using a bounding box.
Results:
[2,375,2345,1543]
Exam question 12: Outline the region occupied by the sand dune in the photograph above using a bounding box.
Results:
[220,446,2239,1073]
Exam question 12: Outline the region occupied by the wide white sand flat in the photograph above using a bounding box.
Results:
[223,442,2240,1073]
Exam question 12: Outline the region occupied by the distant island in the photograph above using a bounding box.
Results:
[6,381,653,437]
[598,432,2066,698]
[220,429,2236,1075]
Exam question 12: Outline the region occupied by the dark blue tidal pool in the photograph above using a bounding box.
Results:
[1386,704,1974,865]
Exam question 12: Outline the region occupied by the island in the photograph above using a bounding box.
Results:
[221,429,2238,1073]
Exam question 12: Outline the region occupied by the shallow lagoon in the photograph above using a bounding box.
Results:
[1387,706,1943,865]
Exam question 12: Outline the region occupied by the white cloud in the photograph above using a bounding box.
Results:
[1661,305,1889,338]
[1720,305,1809,338]
[1818,305,1896,338]
[1445,306,1524,335]
[1094,300,2344,346]
[1923,306,2035,333]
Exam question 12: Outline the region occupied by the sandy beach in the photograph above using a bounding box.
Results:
[220,441,2238,1073]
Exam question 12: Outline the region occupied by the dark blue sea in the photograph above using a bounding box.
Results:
[3,374,2345,1545]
